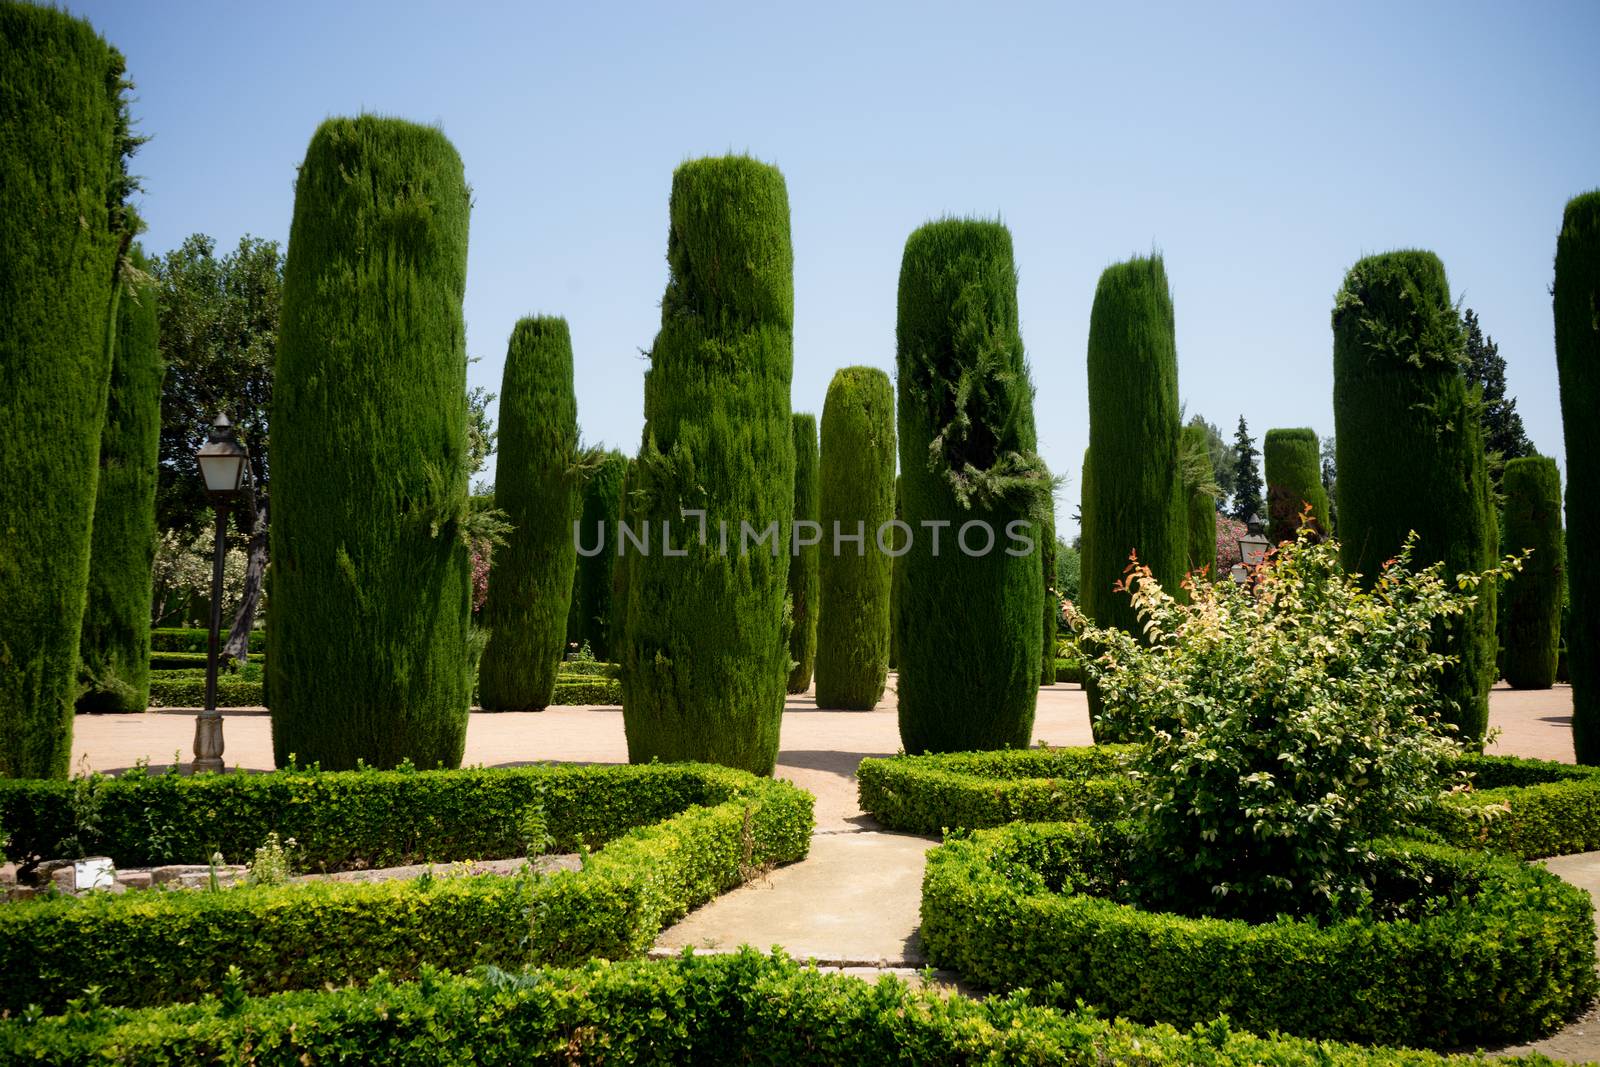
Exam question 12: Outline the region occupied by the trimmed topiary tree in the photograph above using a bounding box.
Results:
[1502,456,1563,690]
[619,156,794,774]
[1041,500,1059,686]
[888,476,903,671]
[1333,250,1497,744]
[78,246,164,714]
[1555,191,1600,762]
[269,116,473,771]
[815,367,896,709]
[0,4,137,777]
[787,414,819,693]
[568,449,626,661]
[895,219,1047,753]
[1181,422,1218,580]
[1082,256,1186,737]
[1264,427,1329,544]
[479,317,580,710]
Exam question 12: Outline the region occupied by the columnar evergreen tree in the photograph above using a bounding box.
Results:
[1041,500,1059,685]
[887,475,903,671]
[1554,192,1600,763]
[1083,255,1186,735]
[619,156,794,774]
[1333,250,1498,743]
[1,4,137,777]
[479,318,580,710]
[815,367,896,709]
[895,219,1047,753]
[1501,456,1563,690]
[1181,421,1218,579]
[1263,427,1330,543]
[78,246,164,713]
[787,414,820,692]
[1229,416,1264,522]
[269,116,473,770]
[567,449,626,660]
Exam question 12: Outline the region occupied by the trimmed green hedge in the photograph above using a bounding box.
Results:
[0,950,1553,1065]
[1421,754,1600,858]
[0,767,812,1012]
[147,674,263,709]
[1054,657,1082,685]
[921,822,1596,1047]
[549,675,621,706]
[858,746,1132,835]
[149,651,264,670]
[152,628,265,654]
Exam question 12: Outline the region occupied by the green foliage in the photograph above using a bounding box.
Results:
[0,769,812,1013]
[1054,657,1082,684]
[148,672,262,708]
[786,414,820,692]
[856,746,1132,834]
[1462,308,1533,476]
[921,823,1596,1048]
[1180,422,1218,579]
[1040,502,1058,684]
[1053,538,1080,601]
[78,247,164,713]
[815,367,895,709]
[268,116,473,771]
[567,449,626,660]
[1554,191,1600,763]
[1333,250,1498,743]
[245,831,298,887]
[478,318,580,710]
[1501,456,1564,689]
[620,156,794,774]
[1071,531,1515,920]
[1228,415,1263,522]
[1263,427,1329,543]
[0,4,139,778]
[1420,755,1600,858]
[895,219,1045,753]
[1186,413,1237,503]
[152,627,262,654]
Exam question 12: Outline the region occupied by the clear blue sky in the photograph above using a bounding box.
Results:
[71,0,1600,536]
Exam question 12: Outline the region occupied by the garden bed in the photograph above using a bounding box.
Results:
[920,820,1596,1048]
[0,948,1556,1064]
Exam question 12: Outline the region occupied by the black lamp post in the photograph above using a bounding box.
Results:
[192,413,248,773]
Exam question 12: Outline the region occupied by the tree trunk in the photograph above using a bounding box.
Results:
[222,488,267,665]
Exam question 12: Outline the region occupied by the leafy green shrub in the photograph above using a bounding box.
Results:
[147,674,263,709]
[894,219,1047,753]
[78,246,164,714]
[151,628,266,654]
[1068,530,1513,920]
[479,318,580,711]
[619,156,794,774]
[921,822,1595,1048]
[548,675,621,705]
[148,651,264,671]
[788,413,820,692]
[567,449,626,660]
[0,4,140,778]
[1501,456,1564,689]
[0,770,812,1012]
[1421,755,1600,858]
[0,949,1555,1065]
[856,746,1131,834]
[1333,250,1498,743]
[815,367,895,709]
[1053,658,1082,685]
[269,115,473,771]
[1263,427,1329,544]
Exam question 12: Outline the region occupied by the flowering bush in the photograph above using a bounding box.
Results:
[1214,511,1247,570]
[469,538,492,615]
[1067,525,1519,921]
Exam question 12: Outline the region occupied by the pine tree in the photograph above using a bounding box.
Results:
[0,4,138,777]
[1229,416,1264,522]
[619,156,794,775]
[1554,191,1600,764]
[78,246,164,714]
[478,317,580,710]
[787,414,819,692]
[895,219,1047,753]
[1501,456,1563,690]
[815,367,895,709]
[568,449,627,661]
[1463,308,1534,478]
[1333,250,1497,744]
[269,116,474,770]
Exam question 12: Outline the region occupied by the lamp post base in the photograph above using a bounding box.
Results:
[192,708,225,774]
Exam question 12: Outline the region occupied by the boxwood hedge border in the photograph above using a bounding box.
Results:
[920,821,1596,1048]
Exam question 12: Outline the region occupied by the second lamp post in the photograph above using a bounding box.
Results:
[192,413,249,773]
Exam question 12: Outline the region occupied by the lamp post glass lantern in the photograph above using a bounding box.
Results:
[192,413,248,773]
[1231,514,1272,584]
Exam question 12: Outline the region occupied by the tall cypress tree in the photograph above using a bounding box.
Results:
[1041,499,1059,685]
[78,246,164,713]
[887,475,903,671]
[619,156,794,775]
[0,4,136,777]
[1082,256,1186,737]
[1229,416,1264,522]
[1501,456,1563,690]
[1263,427,1330,543]
[1333,250,1497,744]
[269,116,473,770]
[787,414,819,692]
[895,219,1047,753]
[1554,191,1600,763]
[815,367,895,710]
[479,317,580,710]
[568,449,626,661]
[1181,421,1218,579]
